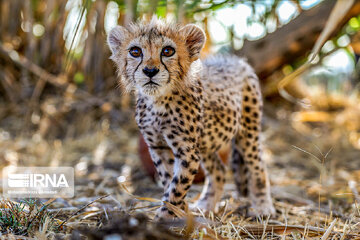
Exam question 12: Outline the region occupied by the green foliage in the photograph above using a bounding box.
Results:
[0,199,58,236]
[74,72,85,85]
[347,16,360,34]
[349,17,360,30]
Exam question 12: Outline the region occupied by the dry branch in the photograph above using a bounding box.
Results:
[0,69,20,103]
[236,0,360,81]
[0,43,66,88]
[0,43,105,106]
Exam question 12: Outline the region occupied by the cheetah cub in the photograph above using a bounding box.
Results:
[108,18,275,219]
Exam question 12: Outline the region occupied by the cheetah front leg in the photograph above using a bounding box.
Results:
[148,147,175,189]
[192,153,225,212]
[154,140,201,220]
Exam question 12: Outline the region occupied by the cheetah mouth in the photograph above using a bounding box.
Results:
[143,80,160,87]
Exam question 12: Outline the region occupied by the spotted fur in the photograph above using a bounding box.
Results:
[108,18,275,219]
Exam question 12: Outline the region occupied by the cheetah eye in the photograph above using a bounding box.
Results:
[129,47,142,58]
[161,46,175,57]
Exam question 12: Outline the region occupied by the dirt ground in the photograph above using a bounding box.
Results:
[0,99,360,239]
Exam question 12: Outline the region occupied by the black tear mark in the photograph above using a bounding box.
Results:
[124,59,130,79]
[133,54,143,82]
[160,53,171,83]
[177,59,184,80]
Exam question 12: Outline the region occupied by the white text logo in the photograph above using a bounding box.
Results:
[3,167,74,198]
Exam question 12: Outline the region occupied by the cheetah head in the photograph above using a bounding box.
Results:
[107,18,205,96]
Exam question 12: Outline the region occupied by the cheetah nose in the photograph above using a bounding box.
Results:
[143,67,159,78]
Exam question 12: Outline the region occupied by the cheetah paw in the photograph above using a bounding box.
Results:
[248,201,276,217]
[154,206,176,221]
[190,200,217,214]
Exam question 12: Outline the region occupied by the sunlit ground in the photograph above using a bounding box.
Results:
[1,0,360,238]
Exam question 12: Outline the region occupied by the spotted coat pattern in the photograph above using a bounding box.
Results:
[107,18,275,219]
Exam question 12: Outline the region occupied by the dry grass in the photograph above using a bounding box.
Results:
[1,99,360,239]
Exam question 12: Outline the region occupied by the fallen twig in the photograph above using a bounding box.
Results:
[321,218,337,240]
[57,194,110,229]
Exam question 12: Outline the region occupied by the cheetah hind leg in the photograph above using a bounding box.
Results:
[191,153,225,213]
[230,140,249,198]
[232,134,275,217]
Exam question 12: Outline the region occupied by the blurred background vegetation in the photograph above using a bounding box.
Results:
[0,0,359,134]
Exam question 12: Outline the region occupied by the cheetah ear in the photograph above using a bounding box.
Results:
[180,24,206,61]
[107,26,129,55]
